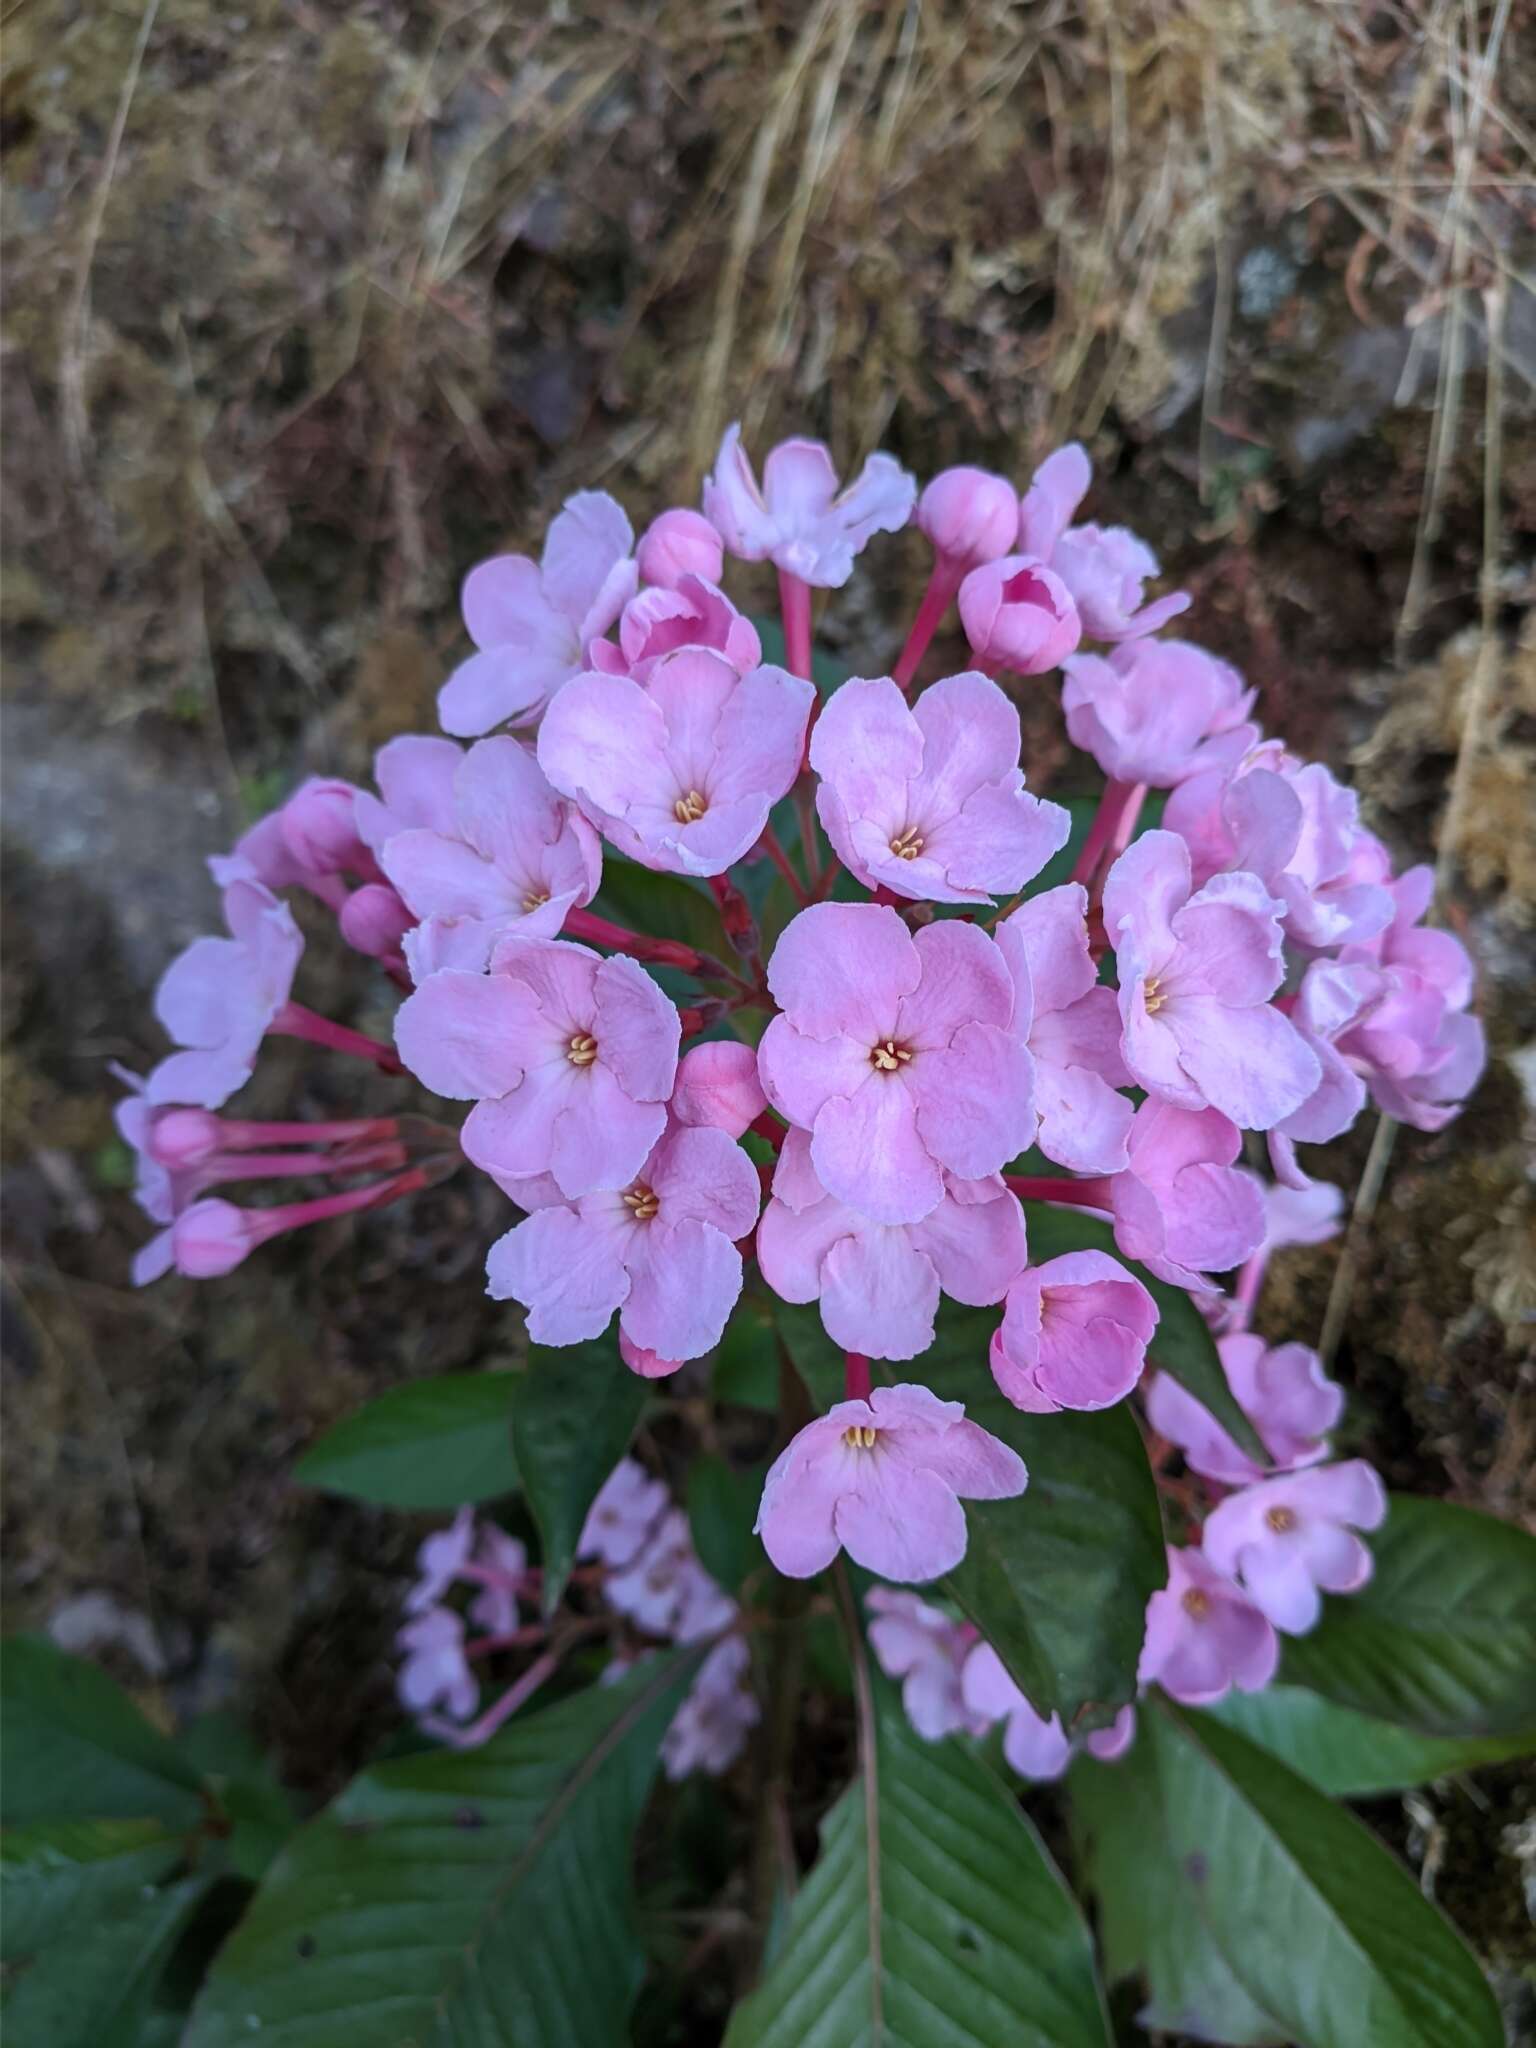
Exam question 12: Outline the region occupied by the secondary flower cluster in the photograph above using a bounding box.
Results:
[117,422,1481,1602]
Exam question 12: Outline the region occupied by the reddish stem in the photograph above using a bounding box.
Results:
[248,1165,429,1246]
[778,568,813,680]
[563,906,704,972]
[759,825,808,905]
[465,1625,549,1659]
[749,1112,786,1150]
[215,1116,399,1150]
[271,1001,404,1075]
[844,1352,872,1401]
[892,559,963,690]
[208,1143,407,1184]
[1070,777,1139,888]
[1005,1173,1114,1210]
[430,1648,562,1749]
[1229,1250,1267,1332]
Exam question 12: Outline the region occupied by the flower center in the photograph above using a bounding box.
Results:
[673,788,708,823]
[623,1182,659,1221]
[1143,975,1167,1016]
[1265,1504,1297,1533]
[869,1038,913,1073]
[523,887,550,913]
[889,825,924,860]
[567,1033,599,1067]
[842,1424,878,1450]
[1181,1588,1211,1620]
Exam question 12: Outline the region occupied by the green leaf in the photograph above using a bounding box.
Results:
[712,1295,780,1411]
[513,1335,647,1615]
[1280,1495,1536,1738]
[725,1678,1111,2048]
[181,1712,297,1882]
[1143,1698,1504,2048]
[687,1454,763,1597]
[1,1818,186,1960]
[593,857,732,964]
[293,1373,518,1509]
[3,1868,212,2048]
[1207,1684,1536,1797]
[0,1637,204,1829]
[1019,793,1099,899]
[184,1653,701,2048]
[1022,1204,1267,1464]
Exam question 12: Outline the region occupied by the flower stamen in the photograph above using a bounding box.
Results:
[623,1183,659,1221]
[1143,975,1167,1016]
[889,825,924,860]
[673,789,708,824]
[870,1038,912,1073]
[842,1424,878,1449]
[523,887,550,913]
[1265,1504,1297,1533]
[1181,1588,1211,1620]
[567,1033,599,1067]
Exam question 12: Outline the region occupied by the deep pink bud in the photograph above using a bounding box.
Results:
[957,556,1081,674]
[171,1197,259,1277]
[281,778,373,878]
[916,467,1018,569]
[670,1041,768,1138]
[636,509,725,590]
[339,883,415,960]
[147,1107,224,1169]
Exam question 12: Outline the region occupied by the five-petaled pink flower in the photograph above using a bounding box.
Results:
[485,1122,759,1360]
[754,1383,1026,1582]
[148,877,304,1110]
[1062,640,1254,786]
[810,672,1069,905]
[990,1249,1157,1414]
[1202,1461,1387,1634]
[702,423,915,586]
[1146,1332,1342,1487]
[538,647,814,877]
[1137,1545,1279,1705]
[758,905,1035,1226]
[438,492,637,735]
[960,1642,1135,1779]
[1103,830,1320,1131]
[394,936,679,1198]
[1017,444,1190,642]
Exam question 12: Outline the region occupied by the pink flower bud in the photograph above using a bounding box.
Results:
[619,1331,684,1379]
[670,1041,768,1138]
[916,467,1019,569]
[171,1197,259,1278]
[636,509,725,590]
[147,1107,224,1169]
[957,556,1081,674]
[280,778,373,878]
[339,883,414,960]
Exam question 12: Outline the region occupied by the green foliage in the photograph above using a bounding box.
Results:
[687,1453,764,1597]
[1207,1683,1536,1797]
[184,1653,701,2048]
[593,856,733,965]
[726,1672,1111,2048]
[1280,1495,1536,1737]
[513,1334,648,1615]
[293,1372,519,1509]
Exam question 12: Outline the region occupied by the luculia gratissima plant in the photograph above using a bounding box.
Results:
[9,426,1530,2048]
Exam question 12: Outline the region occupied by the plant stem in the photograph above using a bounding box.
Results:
[271,1000,404,1074]
[891,559,963,690]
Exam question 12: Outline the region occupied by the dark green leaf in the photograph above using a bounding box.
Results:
[1023,1204,1266,1464]
[712,1295,780,1411]
[513,1335,647,1614]
[1207,1684,1536,1797]
[1280,1495,1536,1738]
[593,858,732,965]
[687,1454,763,1597]
[1018,793,1099,899]
[1143,1698,1504,2048]
[725,1677,1111,2048]
[185,1653,701,2048]
[181,1712,297,1882]
[1,1818,185,1960]
[0,1638,204,1829]
[293,1373,518,1509]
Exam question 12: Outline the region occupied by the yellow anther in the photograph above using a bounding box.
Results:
[889,826,924,860]
[674,789,708,823]
[842,1424,878,1450]
[1181,1588,1211,1620]
[567,1033,599,1067]
[623,1183,659,1221]
[870,1038,912,1072]
[1143,976,1167,1016]
[523,888,550,912]
[1265,1504,1297,1533]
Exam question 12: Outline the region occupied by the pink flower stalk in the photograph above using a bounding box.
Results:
[959,1643,1134,1779]
[809,672,1069,905]
[1202,1461,1388,1634]
[1267,960,1378,1187]
[577,1456,669,1568]
[957,556,1081,675]
[990,1249,1157,1414]
[485,1123,760,1359]
[662,1635,759,1780]
[1108,1098,1267,1290]
[756,1129,1026,1362]
[438,492,637,736]
[379,735,602,972]
[587,575,761,684]
[995,883,1133,1175]
[1147,1332,1342,1487]
[537,648,814,878]
[397,1606,478,1723]
[160,1169,427,1281]
[866,1588,984,1740]
[1103,830,1320,1131]
[1017,444,1190,642]
[753,1383,1027,1582]
[1062,641,1255,787]
[147,877,304,1109]
[394,937,679,1198]
[1137,1545,1279,1705]
[758,905,1035,1226]
[636,508,725,589]
[669,1040,769,1139]
[702,423,915,587]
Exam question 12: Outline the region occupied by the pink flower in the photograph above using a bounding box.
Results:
[395,936,679,1198]
[960,1643,1136,1778]
[758,905,1034,1226]
[1202,1462,1387,1634]
[915,467,1019,570]
[702,422,915,587]
[636,508,724,589]
[1017,444,1093,559]
[1267,960,1378,1186]
[148,878,304,1109]
[537,648,814,877]
[577,1457,668,1568]
[809,672,1069,906]
[670,1040,768,1138]
[990,1249,1157,1414]
[397,1606,478,1722]
[756,1129,1026,1361]
[1062,640,1254,786]
[111,1073,202,1282]
[406,1506,477,1611]
[1146,1333,1342,1487]
[957,556,1081,675]
[866,1588,983,1740]
[1017,445,1188,641]
[1258,1178,1344,1257]
[279,777,380,883]
[1103,830,1320,1130]
[380,736,602,971]
[438,492,637,735]
[995,883,1133,1174]
[1137,1545,1279,1705]
[587,575,761,684]
[606,1507,714,1635]
[753,1383,1027,1582]
[662,1635,759,1780]
[619,1332,682,1379]
[468,1525,528,1637]
[485,1123,760,1359]
[1108,1098,1266,1289]
[354,735,464,858]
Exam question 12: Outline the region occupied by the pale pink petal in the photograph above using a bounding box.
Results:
[592,954,680,1103]
[670,1040,768,1137]
[1167,998,1321,1131]
[438,645,573,737]
[910,1021,1035,1181]
[766,903,918,1042]
[485,1206,630,1344]
[756,1019,876,1130]
[648,1123,761,1238]
[820,1229,940,1360]
[909,1181,1027,1304]
[834,1460,969,1580]
[622,1216,743,1359]
[393,970,541,1098]
[539,491,635,636]
[813,1074,943,1226]
[1017,444,1091,557]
